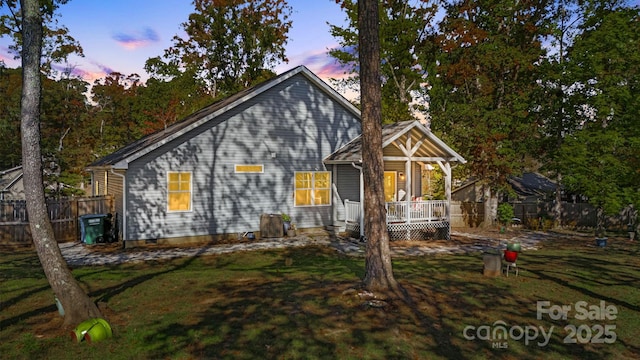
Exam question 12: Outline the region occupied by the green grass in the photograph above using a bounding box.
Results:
[1,233,640,359]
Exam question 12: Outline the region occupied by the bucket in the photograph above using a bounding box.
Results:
[71,318,112,343]
[71,318,100,342]
[84,318,113,343]
[596,238,607,247]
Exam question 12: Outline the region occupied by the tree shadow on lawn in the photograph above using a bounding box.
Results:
[525,252,640,311]
[0,251,63,332]
[0,242,221,342]
[0,251,51,315]
[5,236,639,359]
[522,244,640,358]
[137,248,596,359]
[407,249,640,359]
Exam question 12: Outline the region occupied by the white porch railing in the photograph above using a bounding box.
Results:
[345,200,448,225]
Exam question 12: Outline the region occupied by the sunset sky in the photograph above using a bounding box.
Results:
[0,0,349,83]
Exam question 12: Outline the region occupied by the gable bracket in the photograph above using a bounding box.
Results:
[410,137,426,155]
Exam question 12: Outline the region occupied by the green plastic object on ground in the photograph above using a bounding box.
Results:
[71,318,112,343]
[84,318,112,343]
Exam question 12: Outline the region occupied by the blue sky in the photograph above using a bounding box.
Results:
[0,0,349,83]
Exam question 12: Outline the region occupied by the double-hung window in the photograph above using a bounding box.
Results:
[168,172,192,212]
[294,171,331,206]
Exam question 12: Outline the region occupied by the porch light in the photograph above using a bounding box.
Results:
[399,172,405,180]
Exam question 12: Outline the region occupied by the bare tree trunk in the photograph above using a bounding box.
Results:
[359,0,398,292]
[20,0,101,327]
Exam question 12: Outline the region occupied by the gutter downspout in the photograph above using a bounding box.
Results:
[110,168,126,243]
[351,162,364,238]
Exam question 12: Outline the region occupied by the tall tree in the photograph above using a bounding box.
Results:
[145,0,292,99]
[534,0,585,227]
[359,0,398,292]
[90,72,142,157]
[0,66,23,168]
[1,0,83,77]
[2,0,86,193]
[19,0,101,326]
[40,72,92,196]
[136,70,212,135]
[556,5,640,234]
[330,0,439,123]
[428,0,552,226]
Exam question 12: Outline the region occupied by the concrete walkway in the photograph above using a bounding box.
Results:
[60,230,549,267]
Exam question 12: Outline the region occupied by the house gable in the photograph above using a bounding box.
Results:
[90,66,362,242]
[89,66,360,170]
[324,120,466,164]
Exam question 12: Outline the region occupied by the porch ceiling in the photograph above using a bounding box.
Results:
[323,120,466,164]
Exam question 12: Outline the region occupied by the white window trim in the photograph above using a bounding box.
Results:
[167,171,193,213]
[294,171,332,207]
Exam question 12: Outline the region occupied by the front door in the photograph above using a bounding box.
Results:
[383,171,396,202]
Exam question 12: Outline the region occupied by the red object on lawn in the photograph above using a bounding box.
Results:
[504,250,518,263]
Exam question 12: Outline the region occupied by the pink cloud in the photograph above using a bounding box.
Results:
[72,68,105,83]
[112,27,160,50]
[0,46,19,67]
[282,47,351,80]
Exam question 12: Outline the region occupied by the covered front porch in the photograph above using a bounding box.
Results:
[345,199,450,240]
[325,120,467,241]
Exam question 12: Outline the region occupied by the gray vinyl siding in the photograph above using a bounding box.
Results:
[334,164,360,203]
[123,74,360,241]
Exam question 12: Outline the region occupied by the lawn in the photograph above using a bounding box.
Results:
[1,231,639,359]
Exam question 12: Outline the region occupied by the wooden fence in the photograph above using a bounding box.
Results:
[452,200,634,231]
[451,201,485,228]
[0,196,114,244]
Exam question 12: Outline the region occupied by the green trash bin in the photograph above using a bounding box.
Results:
[79,214,108,245]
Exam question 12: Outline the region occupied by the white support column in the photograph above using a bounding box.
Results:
[437,160,452,240]
[405,160,412,219]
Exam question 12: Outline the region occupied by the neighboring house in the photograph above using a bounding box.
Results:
[87,66,466,246]
[507,172,557,202]
[0,166,24,201]
[452,172,557,203]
